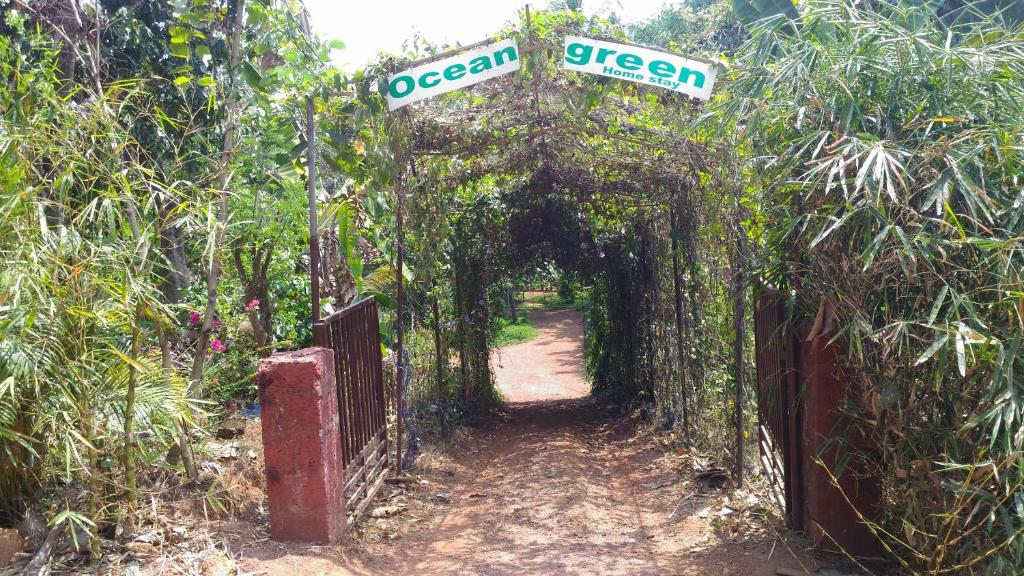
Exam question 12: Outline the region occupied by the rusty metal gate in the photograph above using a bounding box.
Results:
[754,291,804,529]
[315,297,389,524]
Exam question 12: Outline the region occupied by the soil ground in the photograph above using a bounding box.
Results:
[233,305,835,576]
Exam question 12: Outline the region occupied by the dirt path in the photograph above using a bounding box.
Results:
[494,308,591,402]
[241,308,824,575]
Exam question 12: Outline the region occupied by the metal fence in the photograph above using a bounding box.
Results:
[754,291,804,530]
[316,297,389,523]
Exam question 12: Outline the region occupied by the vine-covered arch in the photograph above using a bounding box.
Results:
[335,7,748,472]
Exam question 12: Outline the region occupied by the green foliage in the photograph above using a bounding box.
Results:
[356,6,750,468]
[629,0,746,54]
[0,32,193,534]
[726,0,1024,570]
[0,0,368,553]
[9,1,1021,572]
[730,0,798,27]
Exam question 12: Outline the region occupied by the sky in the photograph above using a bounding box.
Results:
[303,1,671,71]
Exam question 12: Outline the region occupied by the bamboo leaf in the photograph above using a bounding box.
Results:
[956,330,967,377]
[929,285,949,323]
[915,332,949,366]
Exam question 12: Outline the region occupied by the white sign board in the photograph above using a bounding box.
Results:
[562,36,717,100]
[386,39,521,111]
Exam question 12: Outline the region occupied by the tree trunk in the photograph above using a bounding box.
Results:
[232,243,273,350]
[188,0,246,403]
[159,216,191,302]
[320,228,357,309]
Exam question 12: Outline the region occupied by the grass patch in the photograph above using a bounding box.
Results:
[491,291,589,347]
[520,291,586,312]
[492,316,538,347]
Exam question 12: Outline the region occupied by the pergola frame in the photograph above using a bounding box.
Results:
[313,5,740,473]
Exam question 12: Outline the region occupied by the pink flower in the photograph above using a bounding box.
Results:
[189,310,201,325]
[245,298,260,311]
[210,339,227,353]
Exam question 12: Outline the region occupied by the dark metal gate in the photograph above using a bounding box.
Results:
[754,291,804,529]
[315,297,389,524]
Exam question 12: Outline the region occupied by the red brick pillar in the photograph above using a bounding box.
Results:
[801,332,880,557]
[258,348,345,542]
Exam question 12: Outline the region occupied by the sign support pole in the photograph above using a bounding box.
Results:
[306,94,323,345]
[297,7,323,344]
[524,5,548,157]
[394,111,408,472]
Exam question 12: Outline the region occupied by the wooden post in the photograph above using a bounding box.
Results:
[524,5,548,155]
[733,234,746,488]
[507,289,518,323]
[394,171,405,471]
[455,262,469,405]
[670,207,690,437]
[432,295,448,437]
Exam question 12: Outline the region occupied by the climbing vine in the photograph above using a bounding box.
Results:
[339,8,754,479]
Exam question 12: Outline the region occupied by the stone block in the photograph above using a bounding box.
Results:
[258,347,345,542]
